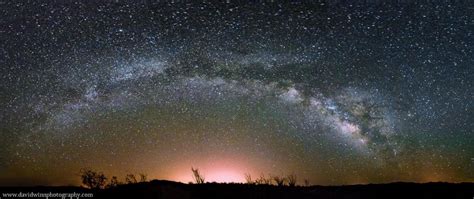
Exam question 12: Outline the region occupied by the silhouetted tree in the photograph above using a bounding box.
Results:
[79,168,107,189]
[125,174,138,184]
[272,176,287,186]
[191,167,205,184]
[287,174,297,187]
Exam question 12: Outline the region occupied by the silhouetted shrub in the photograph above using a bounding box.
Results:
[125,174,138,184]
[139,173,148,182]
[287,174,297,187]
[244,173,254,184]
[107,176,121,188]
[272,176,287,186]
[304,179,310,187]
[255,174,272,185]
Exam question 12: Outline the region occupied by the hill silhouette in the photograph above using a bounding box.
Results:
[1,181,472,199]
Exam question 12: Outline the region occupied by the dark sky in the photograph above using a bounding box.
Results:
[0,0,473,186]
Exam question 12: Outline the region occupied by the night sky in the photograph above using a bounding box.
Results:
[0,1,473,186]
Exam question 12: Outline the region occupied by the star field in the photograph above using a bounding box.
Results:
[0,1,473,185]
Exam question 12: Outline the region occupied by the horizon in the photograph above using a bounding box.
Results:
[1,0,473,187]
[1,165,473,187]
[2,169,473,188]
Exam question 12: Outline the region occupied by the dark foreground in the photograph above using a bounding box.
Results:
[1,181,473,199]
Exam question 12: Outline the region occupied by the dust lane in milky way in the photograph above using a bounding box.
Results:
[0,1,473,186]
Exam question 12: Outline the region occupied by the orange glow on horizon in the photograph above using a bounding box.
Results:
[167,166,248,183]
[205,168,245,183]
[163,157,260,183]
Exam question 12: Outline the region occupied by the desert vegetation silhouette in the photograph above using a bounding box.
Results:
[23,167,469,199]
[74,167,474,199]
[79,167,303,189]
